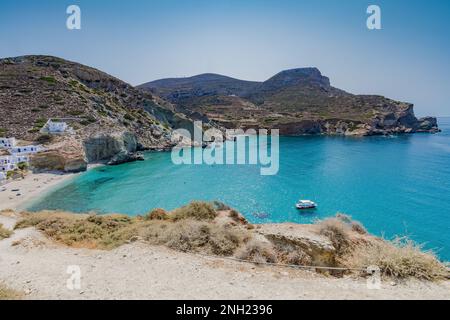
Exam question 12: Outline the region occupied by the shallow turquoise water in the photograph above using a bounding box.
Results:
[29,118,450,260]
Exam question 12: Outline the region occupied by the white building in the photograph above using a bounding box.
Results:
[0,155,16,172]
[10,145,41,155]
[41,119,70,134]
[0,137,16,149]
[0,172,6,182]
[0,136,43,178]
[13,154,29,164]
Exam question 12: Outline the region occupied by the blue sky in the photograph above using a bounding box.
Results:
[1,0,449,116]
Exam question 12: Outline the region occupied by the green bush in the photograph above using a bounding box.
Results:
[17,162,28,171]
[40,76,56,84]
[172,201,217,221]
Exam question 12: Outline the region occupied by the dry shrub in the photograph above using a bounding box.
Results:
[284,250,312,265]
[350,221,367,234]
[15,211,135,249]
[145,208,169,220]
[347,237,448,281]
[0,283,22,300]
[139,219,246,256]
[335,213,352,224]
[235,239,277,264]
[317,217,350,254]
[228,209,248,225]
[171,201,217,221]
[212,201,231,211]
[270,241,313,265]
[0,224,13,240]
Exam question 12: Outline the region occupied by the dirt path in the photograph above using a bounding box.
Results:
[0,215,449,300]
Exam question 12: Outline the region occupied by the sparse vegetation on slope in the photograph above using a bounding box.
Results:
[14,204,449,281]
[0,55,192,149]
[140,68,439,136]
[346,237,448,281]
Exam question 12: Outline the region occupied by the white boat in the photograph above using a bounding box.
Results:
[295,200,317,209]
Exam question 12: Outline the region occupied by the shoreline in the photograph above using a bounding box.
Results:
[0,164,102,212]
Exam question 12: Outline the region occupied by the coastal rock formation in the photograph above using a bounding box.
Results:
[257,224,336,267]
[140,68,439,136]
[107,151,144,165]
[30,149,87,173]
[83,131,143,165]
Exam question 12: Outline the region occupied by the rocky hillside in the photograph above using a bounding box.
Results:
[0,55,196,171]
[0,55,195,143]
[140,68,439,136]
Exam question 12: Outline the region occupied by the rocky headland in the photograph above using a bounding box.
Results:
[140,69,439,136]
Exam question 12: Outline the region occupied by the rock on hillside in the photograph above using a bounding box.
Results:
[140,68,439,136]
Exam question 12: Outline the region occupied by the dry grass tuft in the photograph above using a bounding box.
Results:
[145,208,169,221]
[15,211,136,249]
[228,209,248,225]
[171,201,217,221]
[139,219,248,256]
[0,283,22,300]
[317,217,350,254]
[0,224,13,240]
[235,239,277,264]
[350,221,367,234]
[347,237,448,281]
[212,201,231,211]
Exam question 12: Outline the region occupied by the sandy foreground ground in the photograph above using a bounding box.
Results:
[1,213,449,300]
[0,171,77,212]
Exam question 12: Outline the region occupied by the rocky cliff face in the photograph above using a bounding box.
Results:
[140,68,439,136]
[30,138,87,173]
[83,132,144,165]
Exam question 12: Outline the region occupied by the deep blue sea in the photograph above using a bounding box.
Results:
[28,118,450,261]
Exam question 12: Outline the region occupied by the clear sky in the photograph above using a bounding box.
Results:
[1,0,449,116]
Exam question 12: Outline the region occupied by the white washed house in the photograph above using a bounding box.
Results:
[10,145,41,155]
[0,137,16,149]
[0,155,16,172]
[0,172,6,182]
[41,119,70,134]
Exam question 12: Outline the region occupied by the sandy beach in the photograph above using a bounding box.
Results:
[0,172,77,212]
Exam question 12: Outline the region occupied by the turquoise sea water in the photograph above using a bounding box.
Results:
[28,118,450,260]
